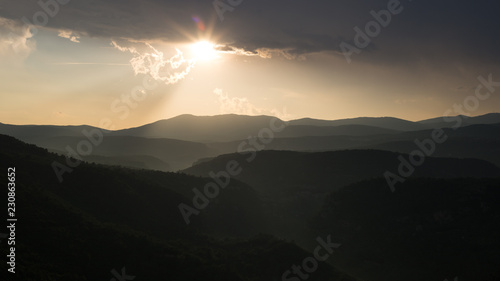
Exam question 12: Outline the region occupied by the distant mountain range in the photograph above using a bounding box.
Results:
[4,113,499,142]
[418,112,500,128]
[289,116,426,131]
[1,113,499,170]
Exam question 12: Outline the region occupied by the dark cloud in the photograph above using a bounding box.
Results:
[1,0,500,64]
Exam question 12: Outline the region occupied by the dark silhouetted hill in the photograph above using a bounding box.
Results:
[0,134,358,281]
[183,150,500,242]
[207,122,500,167]
[311,178,500,281]
[184,150,500,196]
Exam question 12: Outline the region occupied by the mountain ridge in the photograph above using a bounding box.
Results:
[2,112,499,138]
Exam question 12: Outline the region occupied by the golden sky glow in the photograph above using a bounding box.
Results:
[1,1,499,129]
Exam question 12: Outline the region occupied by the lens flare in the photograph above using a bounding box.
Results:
[192,16,205,31]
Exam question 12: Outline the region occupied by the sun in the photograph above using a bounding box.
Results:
[191,41,217,61]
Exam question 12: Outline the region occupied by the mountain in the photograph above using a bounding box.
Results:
[3,117,498,173]
[0,134,357,280]
[311,178,500,281]
[110,114,282,142]
[451,122,500,138]
[111,115,399,142]
[0,123,108,143]
[275,124,399,137]
[73,153,171,171]
[1,114,499,173]
[418,113,500,128]
[206,122,500,167]
[183,149,500,242]
[1,130,499,281]
[288,116,426,131]
[365,138,500,167]
[289,113,500,131]
[1,113,499,145]
[0,115,402,144]
[360,123,500,166]
[183,150,500,196]
[34,135,215,171]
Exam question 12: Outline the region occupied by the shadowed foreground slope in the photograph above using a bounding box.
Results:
[311,178,500,281]
[0,134,356,281]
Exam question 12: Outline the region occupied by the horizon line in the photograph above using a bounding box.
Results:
[1,112,499,130]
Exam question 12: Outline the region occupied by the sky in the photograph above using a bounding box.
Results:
[0,0,499,129]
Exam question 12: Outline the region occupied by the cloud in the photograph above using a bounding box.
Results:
[216,45,305,60]
[57,30,80,42]
[112,40,196,85]
[214,88,261,115]
[214,88,292,119]
[0,17,35,60]
[1,0,499,65]
[216,45,260,57]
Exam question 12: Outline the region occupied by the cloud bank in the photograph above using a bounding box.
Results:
[1,0,499,65]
